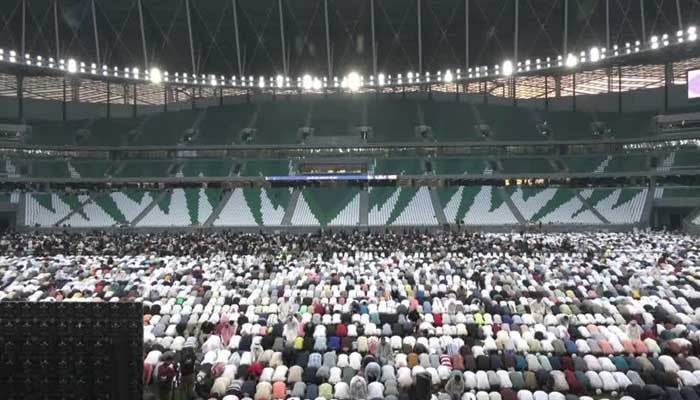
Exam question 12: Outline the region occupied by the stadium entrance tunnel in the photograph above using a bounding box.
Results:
[0,210,16,232]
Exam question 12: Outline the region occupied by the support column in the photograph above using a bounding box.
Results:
[563,0,568,55]
[62,78,67,121]
[605,0,610,49]
[324,0,332,78]
[640,0,646,44]
[618,65,623,113]
[514,0,519,65]
[417,0,422,74]
[54,0,60,59]
[17,75,24,121]
[185,0,197,75]
[278,0,288,76]
[465,0,469,69]
[370,0,377,78]
[21,0,26,57]
[91,0,101,65]
[106,81,111,118]
[137,0,148,70]
[664,62,671,112]
[572,72,576,112]
[232,0,243,76]
[676,0,683,30]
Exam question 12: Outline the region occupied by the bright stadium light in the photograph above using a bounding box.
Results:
[502,60,513,76]
[443,69,453,83]
[688,26,697,41]
[677,30,685,43]
[150,67,162,84]
[67,58,77,73]
[312,77,322,90]
[407,71,414,83]
[36,55,43,66]
[302,74,313,90]
[377,73,386,86]
[132,67,140,79]
[210,75,218,86]
[650,35,659,49]
[662,33,669,46]
[347,71,361,92]
[258,76,265,88]
[276,74,284,88]
[565,53,578,68]
[589,47,600,62]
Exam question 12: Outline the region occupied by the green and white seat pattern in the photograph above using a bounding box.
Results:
[654,186,700,199]
[214,188,289,226]
[442,186,517,225]
[369,187,437,226]
[581,188,648,224]
[291,188,360,226]
[24,193,87,227]
[509,188,600,224]
[137,189,220,227]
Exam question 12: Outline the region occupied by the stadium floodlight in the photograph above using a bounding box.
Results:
[210,75,218,86]
[150,67,162,84]
[132,67,140,79]
[444,69,453,83]
[36,55,43,66]
[24,53,30,65]
[524,60,531,72]
[183,72,189,84]
[312,77,322,90]
[0,49,3,61]
[258,76,265,88]
[565,53,578,68]
[79,62,86,73]
[49,57,55,68]
[302,74,313,90]
[377,73,386,86]
[347,71,361,92]
[456,68,461,79]
[589,47,600,62]
[613,44,619,56]
[688,26,697,41]
[67,58,77,73]
[8,50,16,63]
[163,71,169,82]
[650,35,659,49]
[397,73,403,84]
[407,71,414,83]
[275,74,284,88]
[502,60,514,76]
[677,30,685,43]
[625,42,631,54]
[662,34,669,46]
[634,40,640,52]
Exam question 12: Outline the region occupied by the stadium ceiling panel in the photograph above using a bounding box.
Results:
[0,0,692,78]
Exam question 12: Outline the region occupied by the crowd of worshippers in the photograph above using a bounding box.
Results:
[1,230,700,400]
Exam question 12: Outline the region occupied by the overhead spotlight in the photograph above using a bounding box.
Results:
[0,49,4,61]
[407,71,414,83]
[625,42,631,54]
[557,55,563,67]
[677,30,684,43]
[67,58,77,73]
[49,57,55,68]
[397,73,403,84]
[276,74,284,88]
[210,75,218,86]
[131,67,140,79]
[565,53,578,68]
[90,63,97,74]
[456,68,461,79]
[36,55,43,66]
[535,58,542,70]
[634,40,641,52]
[312,77,322,90]
[524,60,531,72]
[688,26,697,41]
[163,72,169,82]
[662,33,669,46]
[24,53,31,65]
[424,71,431,82]
[150,67,162,84]
[613,44,619,56]
[377,73,386,86]
[258,76,266,88]
[443,69,453,83]
[650,35,659,49]
[347,71,361,92]
[502,60,514,76]
[589,47,600,62]
[302,74,312,90]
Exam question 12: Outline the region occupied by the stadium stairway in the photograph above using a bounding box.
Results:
[130,191,167,226]
[359,189,369,225]
[281,189,300,226]
[498,187,526,224]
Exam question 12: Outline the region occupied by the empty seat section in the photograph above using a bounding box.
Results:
[541,111,593,140]
[291,188,360,226]
[562,156,608,173]
[309,99,361,136]
[30,160,70,178]
[582,187,648,224]
[474,104,539,140]
[196,104,256,145]
[604,155,648,173]
[654,185,700,199]
[602,111,655,139]
[444,186,518,225]
[420,101,481,141]
[366,100,417,142]
[671,151,700,170]
[117,161,173,178]
[374,158,423,175]
[254,102,308,145]
[215,188,290,226]
[500,157,554,174]
[88,117,144,146]
[24,192,82,226]
[368,186,437,226]
[242,159,290,177]
[181,159,233,177]
[71,160,111,178]
[27,120,85,146]
[136,110,197,145]
[431,157,486,174]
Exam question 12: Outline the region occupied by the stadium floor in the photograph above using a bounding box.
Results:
[1,230,699,400]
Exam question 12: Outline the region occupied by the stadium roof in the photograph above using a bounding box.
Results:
[1,0,697,77]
